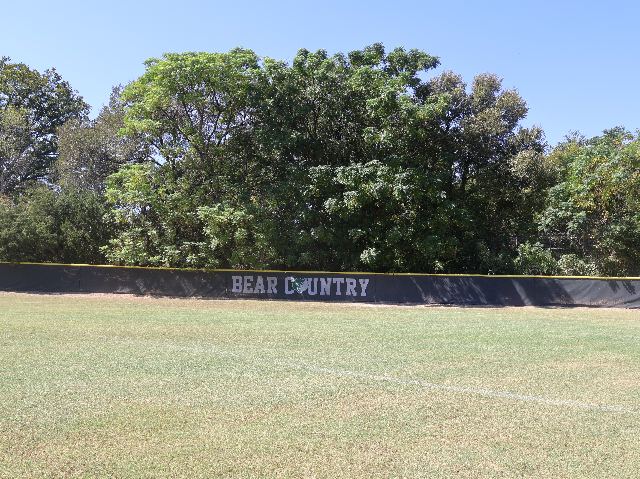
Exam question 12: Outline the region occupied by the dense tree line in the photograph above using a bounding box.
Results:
[1,47,638,275]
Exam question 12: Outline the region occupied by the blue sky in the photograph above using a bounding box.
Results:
[2,0,637,146]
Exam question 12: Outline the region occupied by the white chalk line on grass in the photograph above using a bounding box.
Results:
[64,330,640,415]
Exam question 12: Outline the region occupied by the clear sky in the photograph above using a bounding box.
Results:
[2,0,637,146]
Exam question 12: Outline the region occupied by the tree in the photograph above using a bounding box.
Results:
[0,185,112,264]
[53,86,150,192]
[105,44,549,273]
[412,71,549,272]
[250,44,447,271]
[102,49,263,269]
[539,127,640,276]
[102,163,203,267]
[0,105,36,194]
[119,49,260,197]
[0,57,89,191]
[251,55,546,273]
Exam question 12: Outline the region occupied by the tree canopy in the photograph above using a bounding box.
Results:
[0,57,89,193]
[538,127,640,276]
[100,45,546,272]
[0,46,636,277]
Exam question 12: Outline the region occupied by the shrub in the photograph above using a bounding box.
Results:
[557,254,599,276]
[514,242,559,276]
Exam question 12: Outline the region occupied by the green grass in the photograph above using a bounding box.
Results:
[1,292,639,478]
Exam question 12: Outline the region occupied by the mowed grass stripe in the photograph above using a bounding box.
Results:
[1,293,640,478]
[57,328,640,416]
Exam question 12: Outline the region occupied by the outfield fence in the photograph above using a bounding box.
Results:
[1,262,640,308]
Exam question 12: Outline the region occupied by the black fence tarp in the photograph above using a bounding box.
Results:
[0,263,81,293]
[375,275,536,306]
[80,266,226,297]
[1,263,640,308]
[534,277,640,308]
[0,263,226,297]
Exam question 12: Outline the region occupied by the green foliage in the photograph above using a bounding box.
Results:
[0,57,89,191]
[120,49,259,192]
[411,71,549,272]
[514,242,559,276]
[0,105,36,194]
[539,128,640,276]
[103,50,272,269]
[9,48,640,277]
[557,254,599,276]
[197,202,276,269]
[102,163,199,267]
[294,160,462,272]
[475,243,516,275]
[53,86,150,192]
[253,44,444,171]
[250,45,461,271]
[0,186,111,264]
[20,46,640,276]
[102,163,270,269]
[98,44,551,273]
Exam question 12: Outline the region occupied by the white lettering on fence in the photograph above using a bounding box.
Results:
[231,275,370,297]
[232,276,242,292]
[243,276,253,293]
[285,277,294,295]
[320,278,332,295]
[333,278,345,295]
[308,278,318,295]
[345,278,357,296]
[267,277,277,293]
[255,276,265,293]
[359,279,369,297]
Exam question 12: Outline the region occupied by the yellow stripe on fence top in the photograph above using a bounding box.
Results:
[2,261,640,281]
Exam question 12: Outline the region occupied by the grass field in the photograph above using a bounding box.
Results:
[1,292,639,478]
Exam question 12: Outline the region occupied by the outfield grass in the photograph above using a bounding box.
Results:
[1,292,639,478]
